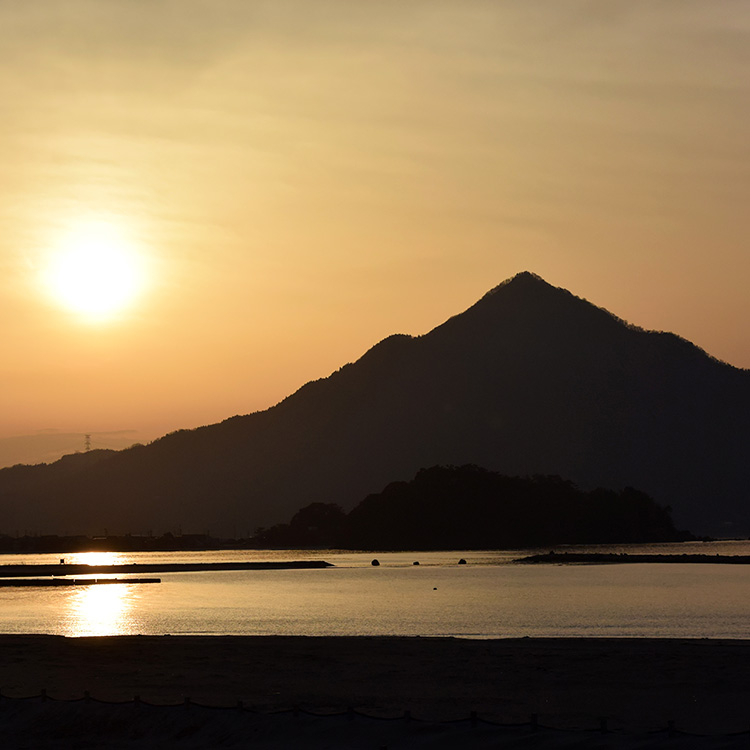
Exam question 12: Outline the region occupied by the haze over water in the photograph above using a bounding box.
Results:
[2,542,749,639]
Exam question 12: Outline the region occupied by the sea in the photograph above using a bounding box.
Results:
[1,540,749,639]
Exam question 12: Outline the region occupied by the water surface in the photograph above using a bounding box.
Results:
[1,542,748,638]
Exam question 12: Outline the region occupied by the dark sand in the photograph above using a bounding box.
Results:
[1,636,749,745]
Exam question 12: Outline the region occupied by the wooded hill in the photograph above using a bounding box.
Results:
[253,465,691,549]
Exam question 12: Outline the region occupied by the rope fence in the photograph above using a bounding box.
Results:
[1,688,748,740]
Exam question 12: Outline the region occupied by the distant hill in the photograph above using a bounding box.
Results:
[1,272,748,537]
[0,431,144,470]
[253,465,691,550]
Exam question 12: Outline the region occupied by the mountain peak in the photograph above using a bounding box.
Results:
[430,271,577,340]
[481,271,557,301]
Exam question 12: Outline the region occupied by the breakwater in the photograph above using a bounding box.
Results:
[0,578,161,587]
[0,560,333,579]
[517,552,750,564]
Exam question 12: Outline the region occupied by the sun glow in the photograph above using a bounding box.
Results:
[43,218,146,320]
[68,551,124,567]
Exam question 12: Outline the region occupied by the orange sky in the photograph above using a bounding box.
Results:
[1,1,749,464]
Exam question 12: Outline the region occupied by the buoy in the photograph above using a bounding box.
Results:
[458,558,467,565]
[371,559,380,566]
[412,561,420,566]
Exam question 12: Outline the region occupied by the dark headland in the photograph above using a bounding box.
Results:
[253,465,691,549]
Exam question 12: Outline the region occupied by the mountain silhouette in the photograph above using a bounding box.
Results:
[1,272,748,537]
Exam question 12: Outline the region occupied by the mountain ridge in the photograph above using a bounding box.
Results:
[1,272,748,537]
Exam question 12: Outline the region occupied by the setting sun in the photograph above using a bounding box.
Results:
[43,218,146,320]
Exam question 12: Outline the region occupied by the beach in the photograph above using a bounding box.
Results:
[1,636,748,747]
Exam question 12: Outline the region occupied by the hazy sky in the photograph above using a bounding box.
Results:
[2,1,749,461]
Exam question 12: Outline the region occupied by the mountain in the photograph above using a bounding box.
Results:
[2,272,748,537]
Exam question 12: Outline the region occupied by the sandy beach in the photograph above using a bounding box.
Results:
[1,636,749,747]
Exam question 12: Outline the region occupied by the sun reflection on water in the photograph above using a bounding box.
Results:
[66,551,124,567]
[64,584,135,637]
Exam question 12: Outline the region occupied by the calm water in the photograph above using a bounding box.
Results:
[1,541,749,638]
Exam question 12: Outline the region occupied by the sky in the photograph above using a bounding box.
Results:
[2,0,749,466]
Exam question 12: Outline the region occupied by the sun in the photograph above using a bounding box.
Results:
[44,218,146,320]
